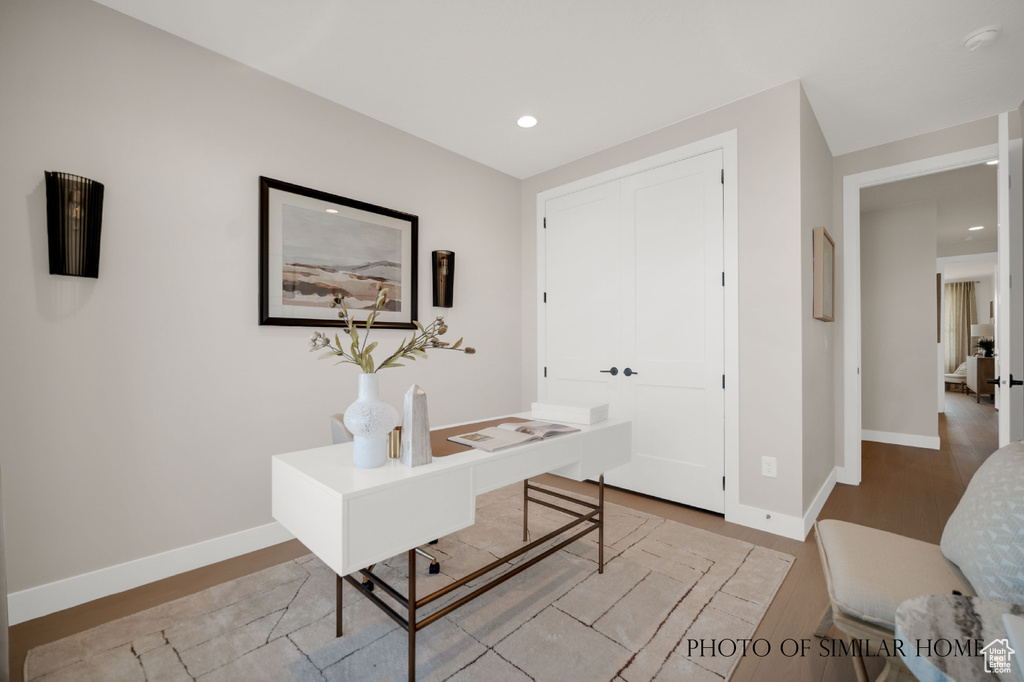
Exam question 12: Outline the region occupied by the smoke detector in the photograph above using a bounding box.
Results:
[964,26,999,51]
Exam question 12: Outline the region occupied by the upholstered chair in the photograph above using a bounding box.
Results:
[815,441,1024,681]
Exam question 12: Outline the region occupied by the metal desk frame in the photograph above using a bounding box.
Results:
[335,476,605,682]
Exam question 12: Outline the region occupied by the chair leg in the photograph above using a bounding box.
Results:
[875,656,917,682]
[813,604,834,638]
[414,547,440,574]
[850,639,870,682]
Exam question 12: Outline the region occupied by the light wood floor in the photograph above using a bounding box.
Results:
[8,390,999,682]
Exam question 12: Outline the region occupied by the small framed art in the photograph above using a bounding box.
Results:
[259,177,418,329]
[813,226,834,322]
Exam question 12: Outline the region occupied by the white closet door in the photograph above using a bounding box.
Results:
[543,181,622,410]
[542,150,725,513]
[605,150,725,512]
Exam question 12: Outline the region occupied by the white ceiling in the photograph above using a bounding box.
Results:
[860,163,997,253]
[91,0,1024,179]
[945,258,997,281]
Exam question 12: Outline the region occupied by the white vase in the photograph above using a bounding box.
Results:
[343,373,399,468]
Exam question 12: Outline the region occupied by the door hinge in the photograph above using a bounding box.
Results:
[543,217,547,229]
[722,375,726,389]
[723,476,726,491]
[544,366,547,378]
[722,272,725,287]
[543,292,547,303]
[721,169,724,184]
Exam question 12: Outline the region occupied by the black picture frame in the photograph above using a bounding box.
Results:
[259,177,418,329]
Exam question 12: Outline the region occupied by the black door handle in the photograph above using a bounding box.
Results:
[623,367,638,376]
[988,377,1000,385]
[1012,374,1024,387]
[600,367,618,376]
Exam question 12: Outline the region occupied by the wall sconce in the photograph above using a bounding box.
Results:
[45,172,104,278]
[432,250,455,307]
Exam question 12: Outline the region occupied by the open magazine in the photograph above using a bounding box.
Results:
[448,421,580,452]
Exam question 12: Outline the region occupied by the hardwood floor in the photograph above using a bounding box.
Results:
[7,390,999,681]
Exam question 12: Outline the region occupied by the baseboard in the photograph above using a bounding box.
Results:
[835,465,860,485]
[802,469,837,539]
[861,429,941,450]
[725,468,837,542]
[7,522,295,625]
[726,503,805,541]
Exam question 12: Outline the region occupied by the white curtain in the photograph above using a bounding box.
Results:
[944,281,977,373]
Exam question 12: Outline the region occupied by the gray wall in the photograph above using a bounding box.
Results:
[0,0,523,595]
[800,86,836,510]
[861,202,939,439]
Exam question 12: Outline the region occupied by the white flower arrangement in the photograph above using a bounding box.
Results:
[309,284,475,373]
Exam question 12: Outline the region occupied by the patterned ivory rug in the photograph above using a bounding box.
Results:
[25,483,793,682]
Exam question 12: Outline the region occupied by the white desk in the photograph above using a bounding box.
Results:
[273,414,630,577]
[272,414,631,681]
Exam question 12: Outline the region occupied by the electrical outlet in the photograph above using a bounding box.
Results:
[762,456,777,478]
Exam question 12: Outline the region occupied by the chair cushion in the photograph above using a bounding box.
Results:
[941,441,1024,604]
[954,361,968,376]
[816,519,974,629]
[944,374,965,383]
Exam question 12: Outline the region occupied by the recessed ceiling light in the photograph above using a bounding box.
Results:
[326,209,338,214]
[517,115,538,128]
[964,26,999,51]
[969,226,985,231]
[986,159,999,165]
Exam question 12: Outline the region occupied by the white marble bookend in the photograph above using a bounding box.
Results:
[400,384,433,467]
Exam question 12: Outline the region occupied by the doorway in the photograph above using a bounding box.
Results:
[842,122,1022,483]
[857,164,997,451]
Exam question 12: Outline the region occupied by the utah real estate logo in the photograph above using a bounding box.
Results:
[980,638,1015,675]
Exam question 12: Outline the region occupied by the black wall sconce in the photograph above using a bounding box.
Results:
[432,250,455,307]
[45,171,104,278]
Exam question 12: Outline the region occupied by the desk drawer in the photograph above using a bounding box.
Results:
[343,467,474,574]
[273,459,345,576]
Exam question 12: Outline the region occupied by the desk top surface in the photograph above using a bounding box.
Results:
[273,413,629,497]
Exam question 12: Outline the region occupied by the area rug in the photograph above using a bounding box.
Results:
[25,483,793,682]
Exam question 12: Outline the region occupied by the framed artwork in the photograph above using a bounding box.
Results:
[259,177,418,329]
[813,226,835,322]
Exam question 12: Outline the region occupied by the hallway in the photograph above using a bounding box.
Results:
[942,387,1000,485]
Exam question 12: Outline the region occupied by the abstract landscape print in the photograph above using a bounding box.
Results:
[260,177,417,328]
[281,204,402,311]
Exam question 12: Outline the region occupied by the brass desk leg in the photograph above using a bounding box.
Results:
[523,479,529,542]
[598,475,605,574]
[336,574,344,637]
[408,548,416,682]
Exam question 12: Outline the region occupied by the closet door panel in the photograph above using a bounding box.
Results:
[607,150,725,512]
[542,182,621,411]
